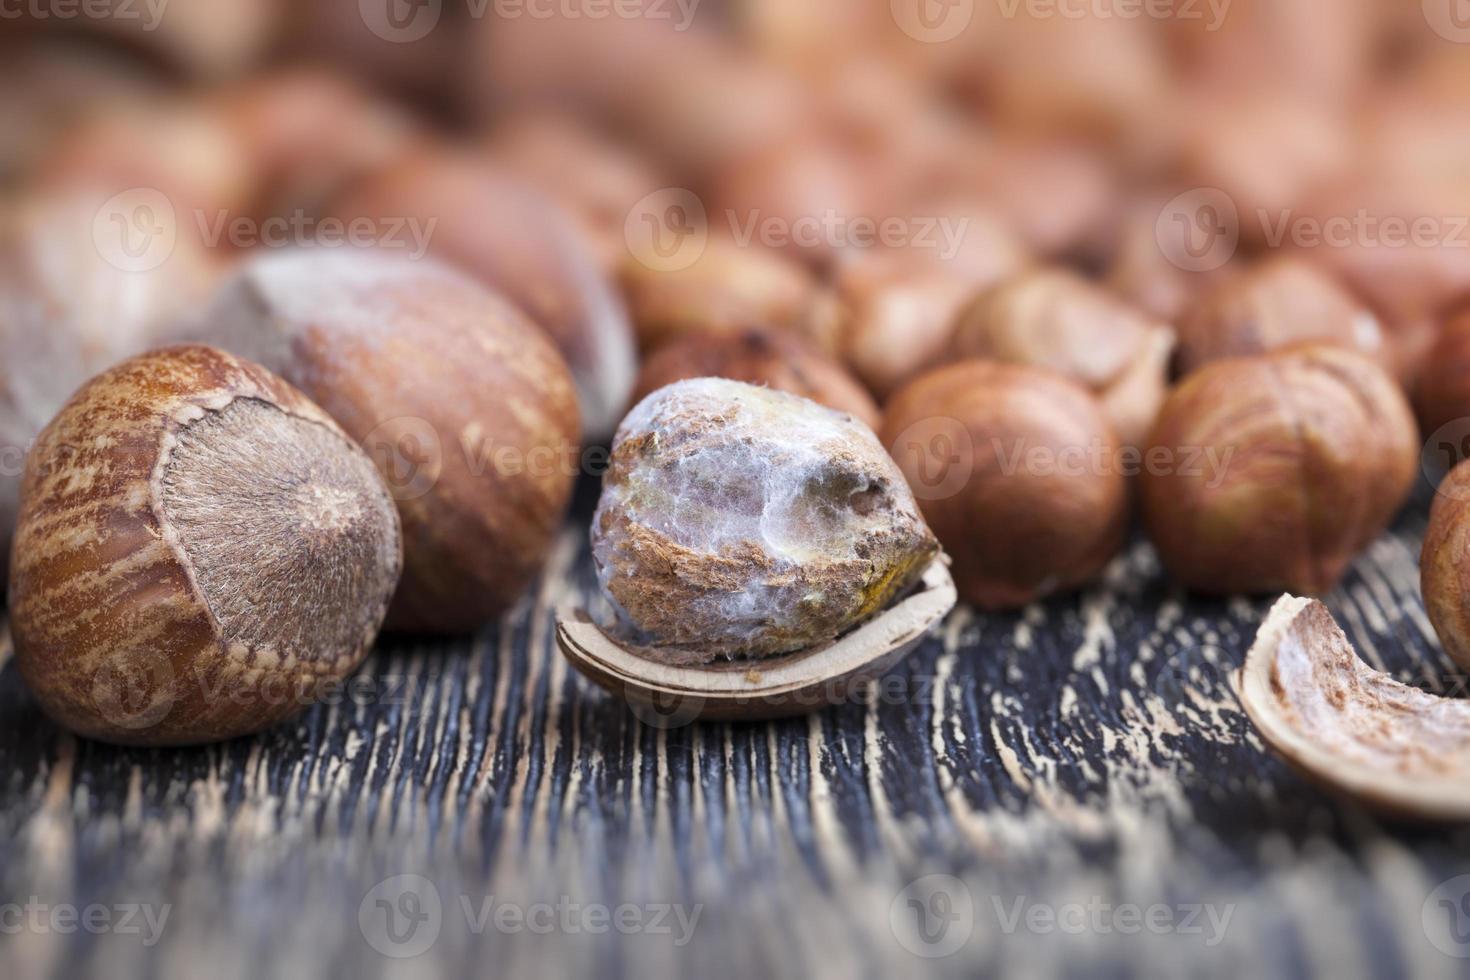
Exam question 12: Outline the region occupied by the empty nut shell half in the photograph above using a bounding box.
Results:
[1238,595,1470,821]
[557,557,955,723]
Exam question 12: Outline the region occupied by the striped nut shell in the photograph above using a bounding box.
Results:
[1141,345,1417,596]
[9,345,403,746]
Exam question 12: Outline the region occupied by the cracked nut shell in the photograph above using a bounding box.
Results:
[8,345,403,746]
[1239,595,1470,821]
[1142,345,1417,596]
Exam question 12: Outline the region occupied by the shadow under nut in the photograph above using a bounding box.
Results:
[9,345,403,746]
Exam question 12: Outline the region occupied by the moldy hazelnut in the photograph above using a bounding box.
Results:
[1141,345,1417,596]
[592,379,938,662]
[881,362,1128,610]
[9,345,403,746]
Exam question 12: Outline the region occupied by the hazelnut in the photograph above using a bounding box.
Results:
[1415,310,1470,457]
[1174,258,1386,377]
[332,150,635,440]
[592,379,938,662]
[620,236,843,356]
[1240,595,1470,822]
[180,249,582,633]
[631,329,880,431]
[836,210,1030,399]
[950,269,1173,449]
[482,114,663,272]
[881,362,1128,610]
[0,193,221,561]
[1422,460,1470,674]
[33,97,257,232]
[1141,346,1417,596]
[9,345,402,746]
[211,68,421,221]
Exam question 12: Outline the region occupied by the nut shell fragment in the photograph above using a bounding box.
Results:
[1239,595,1470,821]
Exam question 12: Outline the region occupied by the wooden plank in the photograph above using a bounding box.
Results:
[1,491,1468,979]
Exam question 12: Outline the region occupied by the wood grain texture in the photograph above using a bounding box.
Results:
[3,482,1470,980]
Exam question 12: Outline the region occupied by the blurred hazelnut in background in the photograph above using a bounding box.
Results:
[950,269,1174,449]
[632,329,880,431]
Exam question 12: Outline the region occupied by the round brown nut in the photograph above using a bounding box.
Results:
[179,248,582,633]
[9,345,403,746]
[620,236,844,356]
[0,192,221,563]
[1422,460,1470,673]
[1174,257,1386,377]
[1141,345,1418,596]
[332,149,635,440]
[837,210,1030,399]
[950,269,1173,448]
[881,362,1128,610]
[631,329,880,430]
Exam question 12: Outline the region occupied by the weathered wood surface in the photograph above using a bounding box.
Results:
[2,482,1470,980]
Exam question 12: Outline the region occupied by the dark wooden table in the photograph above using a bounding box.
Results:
[3,480,1470,980]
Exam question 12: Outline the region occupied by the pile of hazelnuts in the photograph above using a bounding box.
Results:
[4,3,1470,744]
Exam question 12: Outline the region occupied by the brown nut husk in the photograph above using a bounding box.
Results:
[9,345,403,746]
[881,362,1128,610]
[950,269,1173,448]
[1141,346,1418,596]
[631,329,880,431]
[1174,258,1386,377]
[179,248,581,633]
[592,379,939,662]
[620,236,843,356]
[332,150,635,440]
[1239,595,1470,822]
[1421,460,1470,673]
